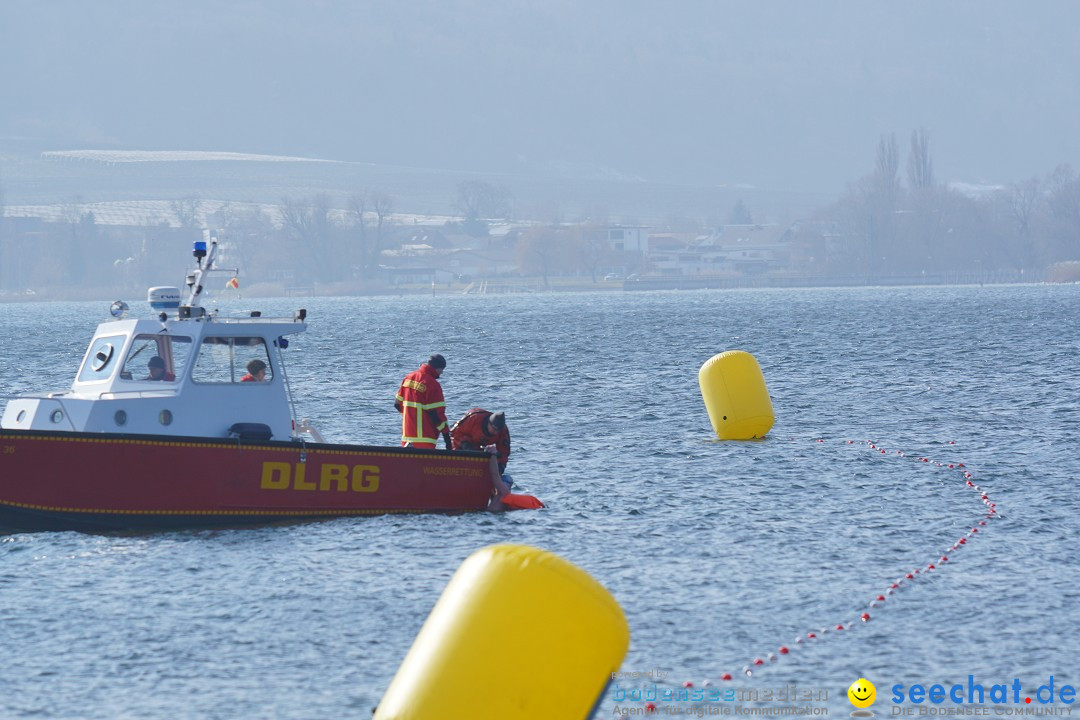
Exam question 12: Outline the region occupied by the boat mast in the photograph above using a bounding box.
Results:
[184,233,218,309]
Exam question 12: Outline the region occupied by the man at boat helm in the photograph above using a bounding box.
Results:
[241,359,267,382]
[451,409,510,474]
[146,356,175,381]
[394,353,451,450]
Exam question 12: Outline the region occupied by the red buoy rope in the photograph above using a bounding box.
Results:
[644,438,1001,701]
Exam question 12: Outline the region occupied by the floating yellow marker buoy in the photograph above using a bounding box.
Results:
[699,350,775,439]
[374,544,629,719]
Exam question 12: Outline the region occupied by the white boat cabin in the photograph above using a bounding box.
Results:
[2,312,306,440]
[1,237,308,442]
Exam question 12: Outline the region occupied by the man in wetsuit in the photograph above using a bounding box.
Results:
[450,408,510,474]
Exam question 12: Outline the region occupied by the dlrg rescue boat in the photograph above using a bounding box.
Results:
[0,238,532,533]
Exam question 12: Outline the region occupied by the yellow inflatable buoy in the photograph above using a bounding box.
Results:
[699,350,774,439]
[374,544,629,719]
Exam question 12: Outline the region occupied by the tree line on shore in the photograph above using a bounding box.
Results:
[792,130,1080,280]
[1,131,1079,295]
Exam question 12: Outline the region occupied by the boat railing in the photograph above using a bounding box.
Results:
[294,419,325,443]
[97,389,180,400]
[203,314,305,325]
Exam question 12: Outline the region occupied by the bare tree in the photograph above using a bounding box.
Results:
[280,194,338,283]
[900,130,943,271]
[170,195,204,229]
[218,203,274,275]
[346,193,370,278]
[60,195,85,225]
[57,195,92,283]
[454,180,512,236]
[455,180,512,219]
[833,178,876,276]
[728,199,753,225]
[576,203,609,225]
[572,224,608,282]
[868,133,900,276]
[875,133,900,198]
[531,200,563,226]
[1005,177,1043,271]
[1045,164,1080,262]
[907,128,934,191]
[907,186,947,272]
[516,226,568,287]
[372,192,394,255]
[1008,177,1042,237]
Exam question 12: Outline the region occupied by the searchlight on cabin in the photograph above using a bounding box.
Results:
[108,300,129,319]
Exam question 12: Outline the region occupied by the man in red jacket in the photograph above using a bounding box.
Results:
[450,408,510,473]
[146,356,176,382]
[394,354,451,449]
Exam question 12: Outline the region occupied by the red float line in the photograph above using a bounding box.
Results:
[652,438,1001,697]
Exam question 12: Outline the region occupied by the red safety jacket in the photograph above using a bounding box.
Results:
[450,408,511,473]
[395,363,448,448]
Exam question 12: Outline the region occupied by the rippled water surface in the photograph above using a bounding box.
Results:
[2,284,1078,718]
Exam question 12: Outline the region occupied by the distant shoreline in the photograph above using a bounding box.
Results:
[1,274,1070,304]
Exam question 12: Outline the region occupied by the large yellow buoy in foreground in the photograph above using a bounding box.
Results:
[374,544,629,720]
[699,350,774,439]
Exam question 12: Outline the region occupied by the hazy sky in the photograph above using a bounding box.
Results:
[2,0,1078,194]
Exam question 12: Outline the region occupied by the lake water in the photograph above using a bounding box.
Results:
[2,283,1078,718]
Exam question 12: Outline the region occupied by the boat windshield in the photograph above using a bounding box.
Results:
[192,336,274,384]
[119,335,193,382]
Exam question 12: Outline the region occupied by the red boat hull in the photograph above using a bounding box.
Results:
[0,430,498,532]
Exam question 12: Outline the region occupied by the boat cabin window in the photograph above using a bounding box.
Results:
[119,335,193,382]
[192,336,274,384]
[77,334,127,383]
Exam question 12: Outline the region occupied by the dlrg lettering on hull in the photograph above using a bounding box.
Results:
[260,461,380,492]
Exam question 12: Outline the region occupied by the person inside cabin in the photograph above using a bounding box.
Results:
[146,356,175,381]
[394,353,451,450]
[450,408,511,474]
[241,359,267,382]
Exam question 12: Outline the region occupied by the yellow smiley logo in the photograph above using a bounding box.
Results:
[848,678,876,708]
